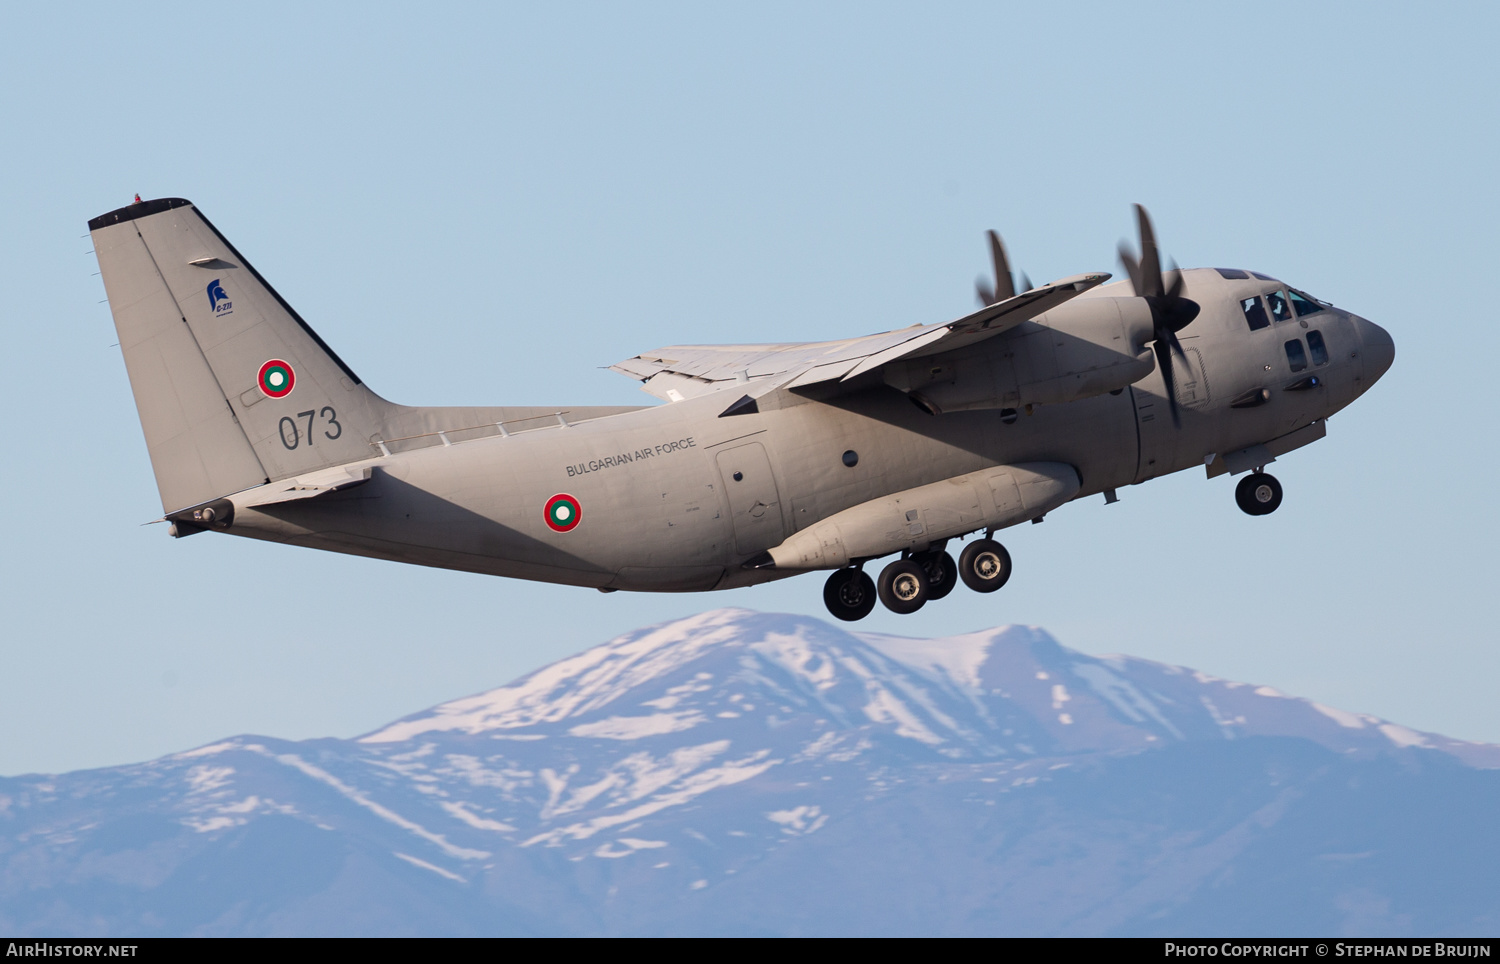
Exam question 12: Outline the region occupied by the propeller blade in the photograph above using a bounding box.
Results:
[1019,271,1034,293]
[975,278,995,307]
[1164,326,1187,362]
[987,230,1016,303]
[1121,204,1198,427]
[1117,244,1143,296]
[1154,338,1182,428]
[1134,204,1163,298]
[1165,260,1185,301]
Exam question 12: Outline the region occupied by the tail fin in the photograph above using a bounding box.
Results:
[91,198,390,514]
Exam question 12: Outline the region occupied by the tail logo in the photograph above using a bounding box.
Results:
[544,494,582,533]
[258,359,296,399]
[206,278,233,316]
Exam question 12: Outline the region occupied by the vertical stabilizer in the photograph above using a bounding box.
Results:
[91,198,389,514]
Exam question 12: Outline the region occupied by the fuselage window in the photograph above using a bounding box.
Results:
[1267,290,1293,323]
[1306,330,1329,366]
[1242,296,1269,331]
[1215,267,1249,279]
[1288,289,1324,317]
[1284,338,1308,372]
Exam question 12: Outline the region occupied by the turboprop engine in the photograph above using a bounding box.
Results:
[753,461,1080,570]
[886,297,1156,414]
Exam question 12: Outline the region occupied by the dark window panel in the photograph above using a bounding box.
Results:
[1267,290,1293,323]
[1307,330,1329,366]
[1285,338,1308,372]
[1288,289,1325,316]
[1242,296,1270,331]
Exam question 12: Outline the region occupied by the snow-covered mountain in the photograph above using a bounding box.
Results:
[3,609,1497,936]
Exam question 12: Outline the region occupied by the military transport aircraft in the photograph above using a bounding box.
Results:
[90,198,1393,621]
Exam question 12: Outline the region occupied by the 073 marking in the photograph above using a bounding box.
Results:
[278,407,341,450]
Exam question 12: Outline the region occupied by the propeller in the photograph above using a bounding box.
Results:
[975,230,1027,306]
[1117,204,1200,426]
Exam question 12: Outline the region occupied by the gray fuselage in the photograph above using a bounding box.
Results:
[222,270,1394,593]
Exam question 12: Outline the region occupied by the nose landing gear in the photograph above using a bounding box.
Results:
[1235,471,1283,516]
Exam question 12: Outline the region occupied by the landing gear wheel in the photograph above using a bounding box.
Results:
[912,550,958,600]
[1235,472,1283,516]
[877,559,930,614]
[823,568,877,622]
[959,539,1012,593]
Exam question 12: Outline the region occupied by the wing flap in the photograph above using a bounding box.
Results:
[839,327,951,382]
[786,359,863,389]
[610,356,670,380]
[637,370,724,402]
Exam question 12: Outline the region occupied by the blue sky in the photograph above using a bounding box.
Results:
[1,1,1495,775]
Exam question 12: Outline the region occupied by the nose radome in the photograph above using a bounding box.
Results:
[1354,316,1395,384]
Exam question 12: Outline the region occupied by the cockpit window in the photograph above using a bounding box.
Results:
[1251,271,1279,281]
[1241,296,1269,331]
[1307,330,1329,366]
[1215,268,1249,279]
[1267,290,1293,323]
[1288,289,1325,317]
[1284,339,1308,372]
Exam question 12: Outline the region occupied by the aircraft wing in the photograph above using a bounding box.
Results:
[611,273,1108,400]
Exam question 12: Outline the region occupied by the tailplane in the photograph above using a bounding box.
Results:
[91,198,390,514]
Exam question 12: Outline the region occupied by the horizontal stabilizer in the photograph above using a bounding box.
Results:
[232,465,373,508]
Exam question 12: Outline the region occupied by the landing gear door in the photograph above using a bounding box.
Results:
[1133,345,1212,484]
[1174,347,1211,410]
[715,442,785,556]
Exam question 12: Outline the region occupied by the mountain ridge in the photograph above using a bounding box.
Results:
[2,608,1495,936]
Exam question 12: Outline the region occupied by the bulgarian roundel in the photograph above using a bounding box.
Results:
[258,359,296,398]
[544,493,582,532]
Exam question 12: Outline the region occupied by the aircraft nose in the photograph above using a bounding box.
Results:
[1353,316,1395,384]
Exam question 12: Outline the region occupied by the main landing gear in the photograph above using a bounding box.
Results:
[1235,471,1283,516]
[876,559,928,614]
[823,567,877,622]
[821,537,1010,621]
[958,538,1011,593]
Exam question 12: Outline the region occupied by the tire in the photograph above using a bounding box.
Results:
[1235,472,1283,516]
[913,550,958,601]
[877,559,929,614]
[959,538,1012,593]
[823,568,877,622]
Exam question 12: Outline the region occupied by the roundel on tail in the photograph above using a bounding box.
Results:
[544,493,582,532]
[258,359,295,398]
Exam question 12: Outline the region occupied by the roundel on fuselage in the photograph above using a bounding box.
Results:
[544,493,582,532]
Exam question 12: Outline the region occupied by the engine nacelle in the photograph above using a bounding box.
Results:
[763,461,1080,569]
[886,297,1155,414]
